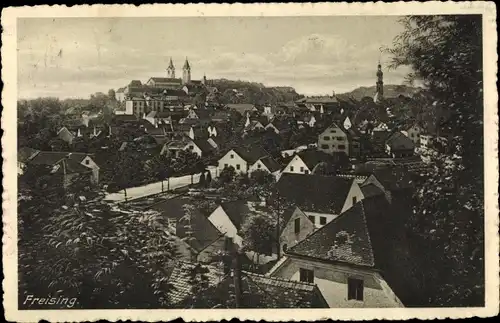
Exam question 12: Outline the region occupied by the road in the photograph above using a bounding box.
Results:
[105,166,218,203]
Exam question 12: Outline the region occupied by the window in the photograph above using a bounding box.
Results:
[299,268,314,283]
[323,136,330,141]
[308,215,315,224]
[224,163,228,168]
[85,159,90,165]
[188,145,194,150]
[348,278,364,301]
[321,144,329,149]
[338,145,346,150]
[300,167,304,172]
[337,137,344,141]
[294,218,300,234]
[230,154,234,159]
[257,163,261,169]
[236,164,241,170]
[304,170,310,175]
[352,196,357,204]
[330,129,337,133]
[290,166,294,172]
[320,216,327,225]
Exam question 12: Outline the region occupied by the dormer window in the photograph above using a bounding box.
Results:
[230,154,234,159]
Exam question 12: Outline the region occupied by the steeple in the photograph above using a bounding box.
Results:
[167,57,175,78]
[374,60,384,103]
[182,57,191,84]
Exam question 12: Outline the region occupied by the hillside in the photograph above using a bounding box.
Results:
[337,84,421,101]
[209,79,303,105]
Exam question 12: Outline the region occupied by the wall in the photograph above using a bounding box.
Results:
[304,211,339,228]
[282,155,311,174]
[58,127,74,145]
[207,206,243,248]
[218,150,248,174]
[318,125,350,156]
[271,257,403,308]
[80,156,100,185]
[402,126,421,145]
[184,142,203,158]
[341,182,365,213]
[279,208,315,253]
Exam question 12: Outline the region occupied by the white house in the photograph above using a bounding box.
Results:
[248,156,282,176]
[401,123,424,145]
[282,150,336,175]
[217,147,268,174]
[268,197,411,308]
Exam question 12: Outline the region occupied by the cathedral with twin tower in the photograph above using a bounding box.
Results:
[166,57,206,85]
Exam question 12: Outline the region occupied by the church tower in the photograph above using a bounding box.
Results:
[182,58,191,84]
[374,61,384,102]
[167,57,175,78]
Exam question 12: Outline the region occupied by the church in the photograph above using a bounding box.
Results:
[145,57,207,89]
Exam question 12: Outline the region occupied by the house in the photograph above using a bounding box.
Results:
[211,111,233,123]
[217,146,269,174]
[187,108,211,120]
[276,173,364,238]
[401,123,423,145]
[24,151,100,186]
[160,138,190,158]
[343,116,352,130]
[145,76,183,89]
[248,156,282,176]
[385,132,415,158]
[188,126,209,140]
[149,197,226,263]
[115,87,126,102]
[361,167,414,203]
[244,117,266,133]
[167,260,329,308]
[282,150,337,175]
[227,103,258,117]
[184,139,216,157]
[296,96,340,114]
[208,200,271,249]
[317,122,350,156]
[264,118,294,134]
[303,113,318,128]
[268,195,417,307]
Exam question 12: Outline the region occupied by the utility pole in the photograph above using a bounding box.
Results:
[232,245,242,308]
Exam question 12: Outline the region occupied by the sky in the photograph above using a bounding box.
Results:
[17,16,412,99]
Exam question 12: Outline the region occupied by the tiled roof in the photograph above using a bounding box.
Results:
[233,146,269,164]
[276,173,353,214]
[288,200,376,267]
[227,104,255,115]
[192,139,215,154]
[149,197,223,252]
[386,132,415,150]
[51,158,92,175]
[258,156,281,173]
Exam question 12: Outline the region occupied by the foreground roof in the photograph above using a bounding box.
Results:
[276,173,353,214]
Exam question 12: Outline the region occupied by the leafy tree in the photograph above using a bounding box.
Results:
[388,15,483,306]
[199,172,207,188]
[114,151,146,200]
[205,170,213,186]
[108,89,116,101]
[240,213,276,265]
[218,166,236,184]
[147,155,172,192]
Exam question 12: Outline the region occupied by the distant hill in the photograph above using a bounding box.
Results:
[337,84,421,102]
[209,79,303,105]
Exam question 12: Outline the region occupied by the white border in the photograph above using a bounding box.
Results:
[2,2,498,321]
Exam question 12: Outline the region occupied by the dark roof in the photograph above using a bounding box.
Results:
[149,197,223,252]
[113,114,139,122]
[211,111,232,121]
[220,201,270,231]
[258,156,281,173]
[18,147,40,163]
[386,132,415,150]
[372,130,391,143]
[296,150,335,170]
[227,104,255,115]
[148,77,182,84]
[52,158,92,175]
[28,151,91,166]
[276,173,353,214]
[288,198,385,267]
[297,96,338,104]
[233,146,269,164]
[371,167,414,191]
[360,183,385,198]
[192,139,215,154]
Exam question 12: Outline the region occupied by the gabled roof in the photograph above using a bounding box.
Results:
[360,183,385,198]
[28,151,91,166]
[220,201,271,231]
[227,104,256,115]
[149,197,223,252]
[233,146,269,164]
[148,77,182,84]
[276,173,353,214]
[257,156,281,173]
[191,139,216,154]
[288,198,385,267]
[295,150,336,171]
[386,132,415,150]
[51,158,92,175]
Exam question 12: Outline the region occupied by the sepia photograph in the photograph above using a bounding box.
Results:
[2,2,498,321]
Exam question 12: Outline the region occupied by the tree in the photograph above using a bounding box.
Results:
[114,151,146,201]
[18,166,180,308]
[108,89,116,101]
[240,213,276,265]
[218,166,236,184]
[147,155,172,192]
[388,15,484,306]
[205,170,213,186]
[199,172,207,188]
